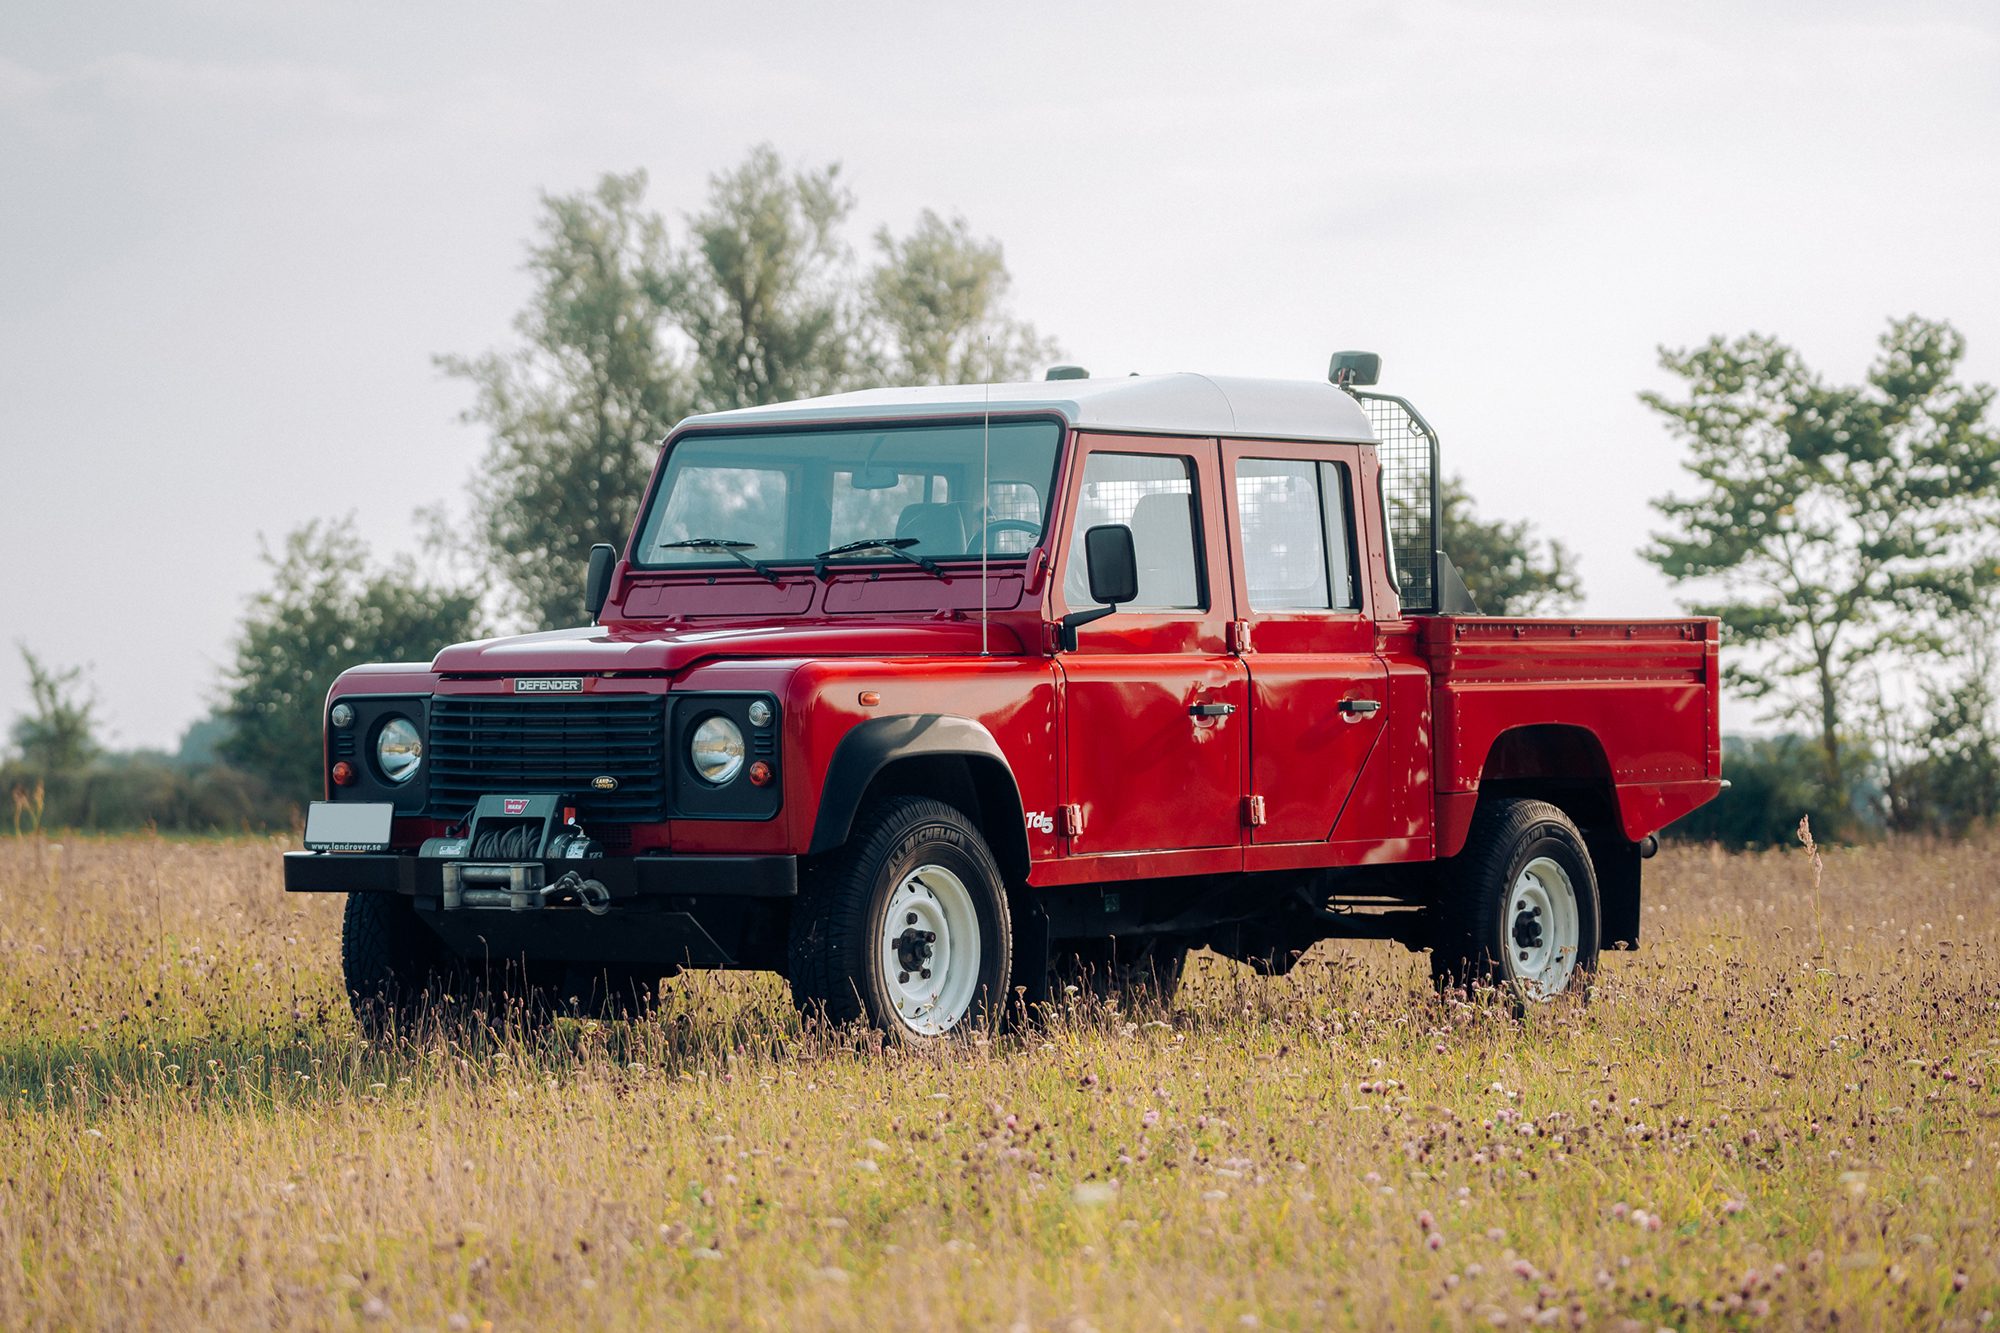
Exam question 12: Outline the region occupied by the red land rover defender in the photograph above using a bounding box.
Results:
[288,353,1721,1035]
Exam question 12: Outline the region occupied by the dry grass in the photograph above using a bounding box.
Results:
[1,833,1996,1332]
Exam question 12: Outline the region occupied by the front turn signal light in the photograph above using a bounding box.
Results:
[748,761,773,787]
[331,761,355,786]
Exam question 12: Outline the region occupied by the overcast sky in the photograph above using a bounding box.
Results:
[3,0,1997,749]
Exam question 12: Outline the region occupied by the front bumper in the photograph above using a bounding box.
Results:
[284,851,797,970]
[282,851,797,898]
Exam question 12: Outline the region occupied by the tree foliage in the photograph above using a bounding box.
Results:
[8,646,98,776]
[1441,475,1582,616]
[868,209,1059,386]
[1643,316,2000,793]
[446,149,1064,629]
[219,519,483,806]
[442,171,688,632]
[668,146,860,412]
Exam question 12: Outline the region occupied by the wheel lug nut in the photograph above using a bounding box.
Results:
[906,912,917,925]
[899,971,910,983]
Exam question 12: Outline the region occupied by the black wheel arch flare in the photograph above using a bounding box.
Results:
[806,714,1030,880]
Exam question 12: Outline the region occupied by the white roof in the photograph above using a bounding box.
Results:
[671,373,1377,444]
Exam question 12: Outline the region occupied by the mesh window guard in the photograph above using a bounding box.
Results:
[1353,392,1440,614]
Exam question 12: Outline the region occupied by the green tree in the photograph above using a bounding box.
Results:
[1642,316,2000,796]
[1874,617,2000,836]
[667,144,860,411]
[443,170,688,631]
[868,209,1060,385]
[1441,475,1582,615]
[219,518,483,806]
[8,646,98,776]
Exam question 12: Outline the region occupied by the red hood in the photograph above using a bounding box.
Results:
[428,618,1028,676]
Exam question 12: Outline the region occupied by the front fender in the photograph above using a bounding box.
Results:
[805,714,1028,874]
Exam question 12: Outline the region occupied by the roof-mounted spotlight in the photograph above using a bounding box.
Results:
[1045,365,1089,380]
[1328,351,1381,386]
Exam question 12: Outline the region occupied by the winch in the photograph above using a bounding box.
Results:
[417,793,611,914]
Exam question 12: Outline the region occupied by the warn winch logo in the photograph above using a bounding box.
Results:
[514,677,582,693]
[503,798,530,815]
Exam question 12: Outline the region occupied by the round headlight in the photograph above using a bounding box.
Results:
[375,717,422,784]
[690,715,745,785]
[330,702,354,729]
[746,700,773,728]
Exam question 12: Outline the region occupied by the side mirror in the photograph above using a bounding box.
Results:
[584,543,617,623]
[1060,524,1137,651]
[1084,524,1138,604]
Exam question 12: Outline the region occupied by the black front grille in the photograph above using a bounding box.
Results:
[427,695,668,821]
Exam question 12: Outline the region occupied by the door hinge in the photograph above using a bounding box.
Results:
[1061,803,1084,836]
[1227,619,1253,654]
[1242,794,1267,827]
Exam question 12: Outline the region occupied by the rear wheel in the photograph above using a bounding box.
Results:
[1430,798,1600,1004]
[788,797,1012,1039]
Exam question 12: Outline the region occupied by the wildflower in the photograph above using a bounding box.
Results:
[1006,1114,1020,1130]
[1486,1228,1505,1243]
[1723,1199,1746,1215]
[1427,1233,1445,1252]
[361,1297,389,1321]
[1142,1109,1160,1127]
[1749,1299,1770,1317]
[700,1189,715,1207]
[1511,1259,1537,1280]
[1364,1171,1382,1186]
[1611,1202,1629,1219]
[1644,1213,1663,1232]
[1956,1273,1971,1292]
[1418,1210,1436,1231]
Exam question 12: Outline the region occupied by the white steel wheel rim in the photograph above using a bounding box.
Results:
[1506,855,1580,1001]
[880,863,982,1036]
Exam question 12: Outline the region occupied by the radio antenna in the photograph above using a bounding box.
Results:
[980,364,991,656]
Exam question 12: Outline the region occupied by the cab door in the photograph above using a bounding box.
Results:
[1220,442,1388,854]
[1057,436,1245,864]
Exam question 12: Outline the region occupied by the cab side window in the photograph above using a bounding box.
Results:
[1065,452,1204,610]
[1235,458,1359,610]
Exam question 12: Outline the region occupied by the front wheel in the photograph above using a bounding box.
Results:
[342,892,464,1036]
[1430,798,1600,1004]
[788,797,1012,1039]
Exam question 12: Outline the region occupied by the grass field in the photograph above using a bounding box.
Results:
[1,833,1996,1332]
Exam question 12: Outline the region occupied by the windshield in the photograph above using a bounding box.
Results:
[633,419,1064,569]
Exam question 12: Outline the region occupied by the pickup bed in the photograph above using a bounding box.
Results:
[287,358,1720,1035]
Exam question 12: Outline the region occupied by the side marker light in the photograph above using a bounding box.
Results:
[331,762,355,786]
[858,691,881,706]
[748,761,773,787]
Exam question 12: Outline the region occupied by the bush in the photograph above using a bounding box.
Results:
[1663,734,1869,849]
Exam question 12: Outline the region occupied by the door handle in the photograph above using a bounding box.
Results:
[1338,699,1381,715]
[1189,702,1236,717]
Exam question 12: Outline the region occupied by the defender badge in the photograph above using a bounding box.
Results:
[591,776,619,792]
[514,677,583,693]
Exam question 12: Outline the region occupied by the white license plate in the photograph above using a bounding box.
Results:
[304,802,395,852]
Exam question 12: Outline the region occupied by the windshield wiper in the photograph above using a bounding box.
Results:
[654,539,784,585]
[813,537,945,580]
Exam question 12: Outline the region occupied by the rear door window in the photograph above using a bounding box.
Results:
[1234,458,1359,610]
